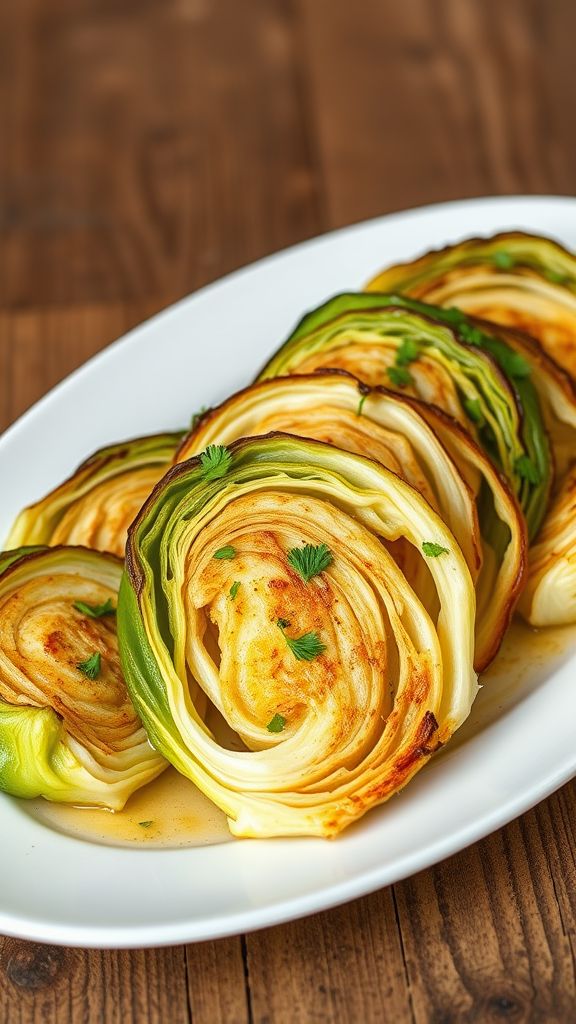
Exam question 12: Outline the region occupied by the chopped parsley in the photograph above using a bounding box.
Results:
[422,541,449,558]
[396,338,420,366]
[266,714,286,734]
[199,444,232,481]
[214,546,236,560]
[76,652,101,679]
[493,250,515,270]
[515,455,541,485]
[277,619,326,661]
[287,543,333,583]
[545,269,571,286]
[387,366,413,388]
[457,322,486,347]
[229,581,241,600]
[138,820,153,828]
[73,598,115,619]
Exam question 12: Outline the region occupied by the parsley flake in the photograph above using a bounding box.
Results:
[287,543,333,583]
[457,322,486,347]
[199,444,232,481]
[76,652,101,679]
[267,714,286,733]
[545,269,571,286]
[387,366,413,388]
[214,546,236,560]
[515,455,541,485]
[229,581,241,600]
[396,338,420,366]
[422,541,449,558]
[73,598,115,619]
[493,251,515,270]
[138,820,153,828]
[277,620,326,661]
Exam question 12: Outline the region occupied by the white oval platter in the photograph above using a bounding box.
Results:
[0,196,575,947]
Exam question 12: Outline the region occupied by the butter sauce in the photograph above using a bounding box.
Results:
[26,767,232,848]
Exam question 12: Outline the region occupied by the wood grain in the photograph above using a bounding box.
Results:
[0,0,321,309]
[1,0,576,1022]
[300,0,576,226]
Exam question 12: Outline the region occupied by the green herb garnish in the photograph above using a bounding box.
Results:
[138,820,153,828]
[277,620,326,661]
[515,455,541,485]
[73,598,115,619]
[76,652,101,679]
[545,269,571,286]
[493,251,515,270]
[214,546,236,560]
[229,581,241,600]
[422,541,449,558]
[199,444,232,481]
[457,322,486,347]
[396,338,419,366]
[357,394,367,417]
[287,543,333,583]
[266,714,286,734]
[387,366,413,388]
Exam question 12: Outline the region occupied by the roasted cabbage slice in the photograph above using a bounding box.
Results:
[257,293,550,539]
[518,465,576,626]
[6,432,182,558]
[366,232,576,378]
[177,373,526,671]
[119,435,478,838]
[0,546,166,809]
[353,293,576,628]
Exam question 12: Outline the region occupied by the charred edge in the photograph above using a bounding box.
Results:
[391,711,441,776]
[410,709,441,758]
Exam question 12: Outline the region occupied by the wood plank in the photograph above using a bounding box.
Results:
[0,940,191,1024]
[299,0,576,227]
[392,789,576,1022]
[245,888,414,1023]
[185,937,250,1024]
[0,303,153,430]
[0,0,321,309]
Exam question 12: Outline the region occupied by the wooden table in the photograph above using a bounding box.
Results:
[1,2,575,1020]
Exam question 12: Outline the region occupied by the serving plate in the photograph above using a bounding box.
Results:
[1,195,576,948]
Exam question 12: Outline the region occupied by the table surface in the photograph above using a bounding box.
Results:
[1,1,576,1021]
